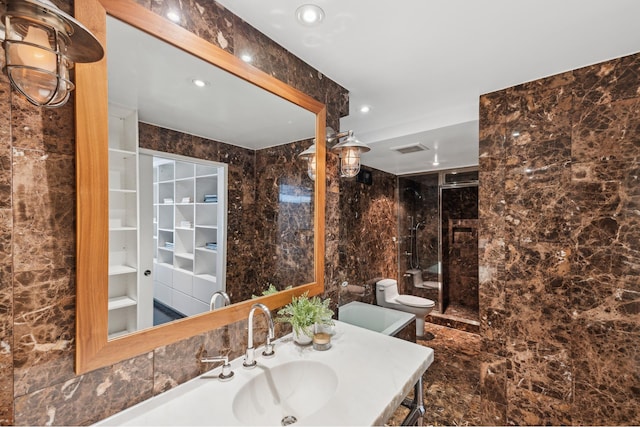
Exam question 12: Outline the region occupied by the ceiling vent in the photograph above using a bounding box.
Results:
[390,142,429,154]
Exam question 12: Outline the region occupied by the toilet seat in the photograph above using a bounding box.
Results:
[396,294,435,308]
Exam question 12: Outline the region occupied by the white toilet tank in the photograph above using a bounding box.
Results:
[376,278,399,305]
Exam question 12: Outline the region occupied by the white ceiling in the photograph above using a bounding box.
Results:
[107,16,315,150]
[214,0,640,175]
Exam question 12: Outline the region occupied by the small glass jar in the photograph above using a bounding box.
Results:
[312,332,331,351]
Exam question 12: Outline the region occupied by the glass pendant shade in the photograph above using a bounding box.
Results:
[330,131,370,178]
[0,0,104,107]
[4,17,72,106]
[340,146,361,178]
[298,143,316,181]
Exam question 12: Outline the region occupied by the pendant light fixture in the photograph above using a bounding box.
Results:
[0,0,104,107]
[327,127,370,178]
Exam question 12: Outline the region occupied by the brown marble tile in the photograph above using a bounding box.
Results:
[480,51,640,425]
[480,353,507,407]
[571,319,640,426]
[388,324,481,426]
[153,335,204,395]
[572,98,640,164]
[14,353,153,426]
[506,387,572,426]
[0,211,12,425]
[12,268,75,397]
[254,141,315,289]
[12,150,75,272]
[149,0,235,53]
[395,318,416,343]
[10,94,75,156]
[479,307,508,356]
[139,123,220,162]
[338,167,398,288]
[573,53,640,105]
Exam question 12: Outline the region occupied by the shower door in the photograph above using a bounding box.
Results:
[438,169,479,316]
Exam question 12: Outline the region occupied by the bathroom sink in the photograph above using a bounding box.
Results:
[232,360,338,425]
[95,321,434,426]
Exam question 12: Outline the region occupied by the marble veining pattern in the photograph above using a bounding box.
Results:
[338,167,398,298]
[479,52,640,425]
[0,0,348,424]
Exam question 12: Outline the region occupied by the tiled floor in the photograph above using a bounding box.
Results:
[388,322,482,426]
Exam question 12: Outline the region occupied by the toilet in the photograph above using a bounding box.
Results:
[376,278,435,337]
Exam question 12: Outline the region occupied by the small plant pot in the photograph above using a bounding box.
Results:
[293,329,313,346]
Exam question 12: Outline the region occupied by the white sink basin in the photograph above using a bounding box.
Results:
[95,321,434,426]
[232,360,338,425]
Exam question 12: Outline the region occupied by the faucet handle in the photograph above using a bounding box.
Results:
[243,348,257,368]
[262,340,275,358]
[201,355,234,381]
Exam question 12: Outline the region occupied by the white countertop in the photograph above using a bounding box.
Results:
[96,320,434,426]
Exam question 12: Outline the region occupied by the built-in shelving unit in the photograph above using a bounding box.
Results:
[107,104,154,338]
[147,153,227,318]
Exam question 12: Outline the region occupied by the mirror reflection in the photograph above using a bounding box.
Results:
[106,16,316,338]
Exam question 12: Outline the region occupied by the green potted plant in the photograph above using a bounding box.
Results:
[276,291,334,345]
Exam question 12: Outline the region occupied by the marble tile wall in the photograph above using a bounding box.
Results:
[0,0,347,424]
[336,167,398,308]
[478,52,640,425]
[254,141,315,292]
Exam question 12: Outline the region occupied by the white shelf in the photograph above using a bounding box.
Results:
[109,265,137,276]
[195,225,218,230]
[108,296,138,311]
[175,252,194,260]
[108,147,136,156]
[110,226,137,232]
[195,247,217,254]
[151,155,226,317]
[110,188,137,193]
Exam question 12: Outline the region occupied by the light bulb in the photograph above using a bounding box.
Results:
[340,147,361,177]
[343,147,360,166]
[15,25,56,72]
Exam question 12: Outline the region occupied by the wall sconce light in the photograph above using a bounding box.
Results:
[298,141,316,181]
[0,0,104,107]
[327,127,370,178]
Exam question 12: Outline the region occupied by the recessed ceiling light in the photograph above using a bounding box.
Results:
[167,11,180,22]
[240,53,253,63]
[360,105,371,113]
[192,79,208,88]
[432,154,440,166]
[295,4,325,26]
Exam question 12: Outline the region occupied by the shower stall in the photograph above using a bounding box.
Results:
[398,168,478,326]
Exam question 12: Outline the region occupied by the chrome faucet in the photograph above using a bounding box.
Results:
[209,290,231,310]
[200,354,234,381]
[243,303,275,368]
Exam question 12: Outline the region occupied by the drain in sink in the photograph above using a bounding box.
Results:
[281,415,297,425]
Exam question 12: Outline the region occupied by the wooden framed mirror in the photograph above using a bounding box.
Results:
[75,0,326,374]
